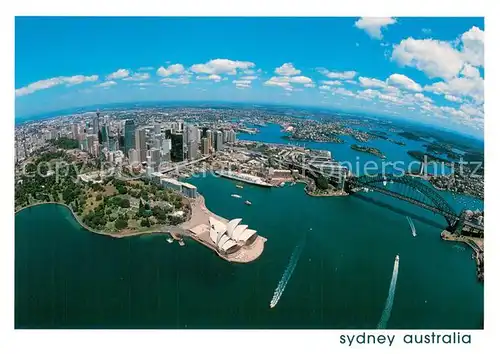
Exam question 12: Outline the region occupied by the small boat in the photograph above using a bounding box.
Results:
[166,237,174,243]
[279,181,285,187]
[179,239,185,246]
[236,184,244,189]
[231,194,242,199]
[245,200,252,205]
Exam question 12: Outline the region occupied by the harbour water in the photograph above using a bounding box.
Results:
[15,121,483,329]
[15,172,483,329]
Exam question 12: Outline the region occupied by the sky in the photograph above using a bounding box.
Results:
[15,17,484,136]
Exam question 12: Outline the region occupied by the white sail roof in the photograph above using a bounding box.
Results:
[209,217,227,245]
[232,224,248,242]
[238,229,257,242]
[220,239,237,252]
[226,218,242,238]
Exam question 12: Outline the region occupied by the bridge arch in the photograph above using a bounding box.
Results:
[348,174,459,227]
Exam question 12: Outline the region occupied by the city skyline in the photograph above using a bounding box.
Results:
[15,17,484,136]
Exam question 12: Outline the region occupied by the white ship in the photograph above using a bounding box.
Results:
[166,237,174,243]
[245,200,252,205]
[395,254,400,264]
[231,194,242,199]
[216,170,273,187]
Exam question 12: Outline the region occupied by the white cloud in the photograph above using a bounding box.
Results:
[123,72,151,81]
[15,74,99,97]
[332,87,356,97]
[157,64,185,77]
[190,59,255,75]
[460,26,484,67]
[275,63,301,76]
[321,80,342,86]
[391,38,464,80]
[304,83,315,88]
[387,73,422,92]
[137,66,154,71]
[196,74,222,82]
[391,26,484,81]
[96,81,117,88]
[159,76,190,85]
[359,76,387,89]
[264,75,313,90]
[318,68,357,80]
[106,69,129,80]
[240,75,258,81]
[354,17,397,40]
[233,79,252,89]
[461,63,480,78]
[444,94,463,103]
[424,76,484,104]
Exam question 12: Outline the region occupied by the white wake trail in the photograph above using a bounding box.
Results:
[269,235,307,309]
[406,216,417,237]
[377,254,400,329]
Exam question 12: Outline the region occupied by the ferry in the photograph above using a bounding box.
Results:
[231,194,242,199]
[166,237,174,244]
[395,254,400,264]
[215,170,273,187]
[245,200,252,205]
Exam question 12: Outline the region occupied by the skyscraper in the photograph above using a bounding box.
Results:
[149,148,161,172]
[201,137,210,155]
[171,132,184,162]
[215,131,224,151]
[124,120,135,156]
[206,129,212,148]
[71,123,79,139]
[93,111,100,134]
[187,140,198,160]
[154,124,161,135]
[135,128,147,163]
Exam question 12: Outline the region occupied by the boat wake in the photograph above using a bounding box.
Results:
[377,254,400,329]
[406,216,417,237]
[269,234,307,309]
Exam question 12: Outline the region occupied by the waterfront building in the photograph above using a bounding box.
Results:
[228,129,237,143]
[135,128,147,163]
[149,147,161,172]
[209,217,258,254]
[171,132,184,162]
[215,131,224,151]
[181,182,197,198]
[124,120,135,156]
[201,137,210,155]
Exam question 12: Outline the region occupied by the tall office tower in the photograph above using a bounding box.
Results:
[201,137,210,155]
[202,127,209,138]
[86,134,97,153]
[171,132,184,162]
[154,124,161,135]
[124,120,135,156]
[152,138,162,150]
[228,129,236,143]
[205,129,212,148]
[187,140,198,160]
[135,128,147,163]
[72,123,79,139]
[93,111,100,134]
[149,148,161,172]
[177,121,183,132]
[165,129,172,139]
[162,138,171,155]
[197,128,202,143]
[210,130,216,148]
[223,130,229,143]
[101,124,109,147]
[109,137,118,152]
[92,140,100,156]
[186,125,198,144]
[128,148,139,164]
[215,131,224,151]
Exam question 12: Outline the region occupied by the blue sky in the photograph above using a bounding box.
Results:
[15,17,484,135]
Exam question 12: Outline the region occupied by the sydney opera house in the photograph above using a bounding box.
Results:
[209,217,258,254]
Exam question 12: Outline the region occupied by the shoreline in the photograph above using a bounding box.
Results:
[15,197,266,264]
[441,230,484,282]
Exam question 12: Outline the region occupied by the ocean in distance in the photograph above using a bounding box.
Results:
[15,123,483,329]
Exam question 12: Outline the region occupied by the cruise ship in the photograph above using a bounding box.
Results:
[215,170,273,187]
